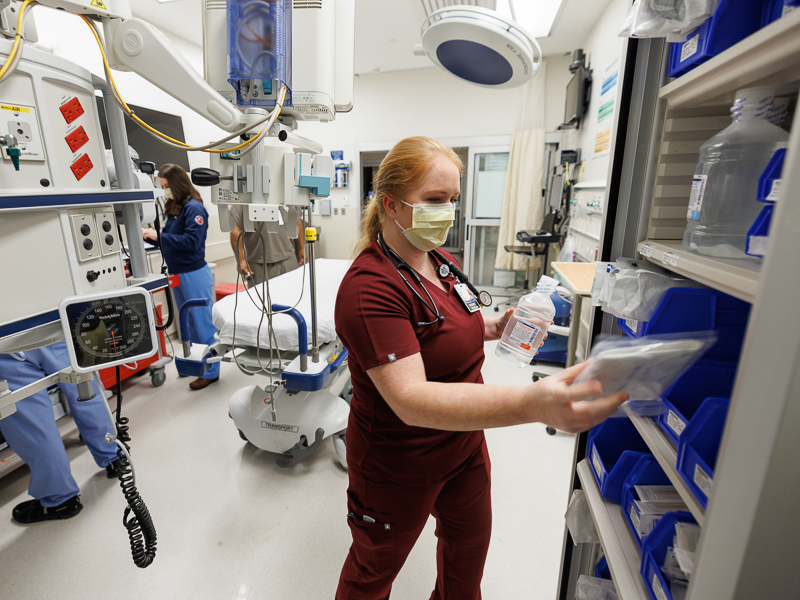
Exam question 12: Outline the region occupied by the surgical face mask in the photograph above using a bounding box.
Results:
[163,188,173,200]
[394,199,455,252]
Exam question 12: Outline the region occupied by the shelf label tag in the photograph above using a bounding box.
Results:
[784,4,796,15]
[652,574,669,600]
[748,236,768,257]
[767,179,781,202]
[662,252,680,268]
[592,446,605,483]
[694,463,713,498]
[667,409,686,436]
[681,35,699,62]
[687,174,708,219]
[640,243,653,258]
[630,504,642,538]
[625,318,639,333]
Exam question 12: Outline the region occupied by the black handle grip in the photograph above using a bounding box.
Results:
[191,168,221,187]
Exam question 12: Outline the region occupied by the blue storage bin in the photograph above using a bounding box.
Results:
[594,555,611,580]
[677,397,731,508]
[618,288,750,363]
[669,0,768,78]
[622,455,673,549]
[536,292,571,363]
[587,418,652,503]
[657,362,735,444]
[746,203,774,258]
[641,511,697,600]
[757,148,786,203]
[762,0,800,26]
[747,148,785,257]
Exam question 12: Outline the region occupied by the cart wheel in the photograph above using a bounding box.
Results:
[238,429,250,443]
[546,426,557,436]
[151,368,166,387]
[532,374,541,383]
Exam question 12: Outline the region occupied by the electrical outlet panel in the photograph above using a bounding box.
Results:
[59,97,84,125]
[70,154,93,181]
[65,126,89,153]
[70,213,101,262]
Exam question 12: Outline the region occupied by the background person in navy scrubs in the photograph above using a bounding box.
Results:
[142,164,219,390]
[334,136,629,599]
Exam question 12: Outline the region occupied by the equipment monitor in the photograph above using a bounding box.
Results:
[59,288,158,373]
[548,172,565,209]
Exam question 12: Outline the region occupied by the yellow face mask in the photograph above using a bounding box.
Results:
[395,200,456,251]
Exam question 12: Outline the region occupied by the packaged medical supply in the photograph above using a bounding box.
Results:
[575,575,618,600]
[573,332,717,416]
[631,498,689,540]
[565,490,600,545]
[683,87,790,258]
[496,275,557,367]
[619,0,719,41]
[636,485,684,503]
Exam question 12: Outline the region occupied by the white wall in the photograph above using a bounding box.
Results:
[557,0,631,183]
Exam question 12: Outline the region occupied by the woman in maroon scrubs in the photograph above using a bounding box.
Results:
[334,137,627,600]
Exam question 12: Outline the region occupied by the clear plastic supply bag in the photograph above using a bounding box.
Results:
[619,0,720,42]
[565,490,600,545]
[573,332,717,416]
[575,575,619,600]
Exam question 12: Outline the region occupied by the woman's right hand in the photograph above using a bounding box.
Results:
[239,258,251,277]
[527,362,629,433]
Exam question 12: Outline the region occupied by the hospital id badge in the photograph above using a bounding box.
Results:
[455,283,481,313]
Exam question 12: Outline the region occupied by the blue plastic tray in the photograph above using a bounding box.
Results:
[677,397,731,508]
[746,203,774,258]
[622,455,673,549]
[669,0,768,78]
[594,555,611,580]
[641,511,698,600]
[657,362,735,444]
[587,418,651,503]
[618,288,749,363]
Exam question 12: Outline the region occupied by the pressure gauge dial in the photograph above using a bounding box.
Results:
[59,288,158,373]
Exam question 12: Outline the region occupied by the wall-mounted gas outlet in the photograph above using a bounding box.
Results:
[7,120,32,142]
[70,213,101,262]
[95,210,120,256]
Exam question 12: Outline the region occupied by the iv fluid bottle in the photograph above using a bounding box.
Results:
[683,87,789,258]
[496,275,558,367]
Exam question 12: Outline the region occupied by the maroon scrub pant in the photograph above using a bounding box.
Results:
[336,440,492,600]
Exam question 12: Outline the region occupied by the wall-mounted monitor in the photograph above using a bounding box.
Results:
[564,66,587,128]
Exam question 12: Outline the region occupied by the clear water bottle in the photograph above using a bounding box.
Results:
[496,275,558,367]
[683,87,789,258]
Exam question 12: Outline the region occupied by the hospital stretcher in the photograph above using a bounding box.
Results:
[202,259,354,468]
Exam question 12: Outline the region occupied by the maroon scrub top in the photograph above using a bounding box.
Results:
[335,239,487,487]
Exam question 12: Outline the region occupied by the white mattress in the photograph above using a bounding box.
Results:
[212,258,352,351]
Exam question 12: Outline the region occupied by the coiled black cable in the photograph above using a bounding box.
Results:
[113,366,157,568]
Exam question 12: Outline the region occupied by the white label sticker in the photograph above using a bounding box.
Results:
[592,446,605,483]
[662,252,680,268]
[681,35,699,62]
[687,174,708,219]
[630,505,642,538]
[748,236,768,257]
[767,179,781,202]
[218,187,238,203]
[783,4,796,15]
[625,318,639,333]
[667,409,687,436]
[509,321,540,351]
[694,463,713,497]
[640,243,653,258]
[652,574,669,600]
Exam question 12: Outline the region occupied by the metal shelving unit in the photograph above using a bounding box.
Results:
[559,10,800,600]
[578,460,649,600]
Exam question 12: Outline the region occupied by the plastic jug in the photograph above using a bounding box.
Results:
[496,275,558,367]
[683,87,789,258]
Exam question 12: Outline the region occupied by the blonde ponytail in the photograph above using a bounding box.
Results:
[354,136,463,255]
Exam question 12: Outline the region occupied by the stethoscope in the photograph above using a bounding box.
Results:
[377,233,492,328]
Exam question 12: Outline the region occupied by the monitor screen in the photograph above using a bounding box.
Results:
[549,173,564,208]
[95,97,191,172]
[564,70,582,124]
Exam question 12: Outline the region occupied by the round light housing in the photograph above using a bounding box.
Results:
[420,6,542,89]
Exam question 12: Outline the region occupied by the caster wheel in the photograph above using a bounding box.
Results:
[546,426,557,436]
[532,375,541,383]
[238,429,251,443]
[494,306,500,312]
[151,368,166,387]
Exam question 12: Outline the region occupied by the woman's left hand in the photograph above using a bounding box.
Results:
[485,308,514,341]
[141,228,157,241]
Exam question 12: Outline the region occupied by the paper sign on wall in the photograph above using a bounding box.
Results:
[594,59,619,158]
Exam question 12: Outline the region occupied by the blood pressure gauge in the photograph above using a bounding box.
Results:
[59,287,158,373]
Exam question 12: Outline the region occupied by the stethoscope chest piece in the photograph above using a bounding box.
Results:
[438,264,450,278]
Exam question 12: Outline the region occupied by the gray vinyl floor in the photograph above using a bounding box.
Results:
[0,308,575,600]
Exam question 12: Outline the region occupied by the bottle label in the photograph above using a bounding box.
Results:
[687,174,708,219]
[508,321,540,352]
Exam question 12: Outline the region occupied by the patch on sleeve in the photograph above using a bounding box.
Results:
[388,353,396,362]
[194,215,204,225]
